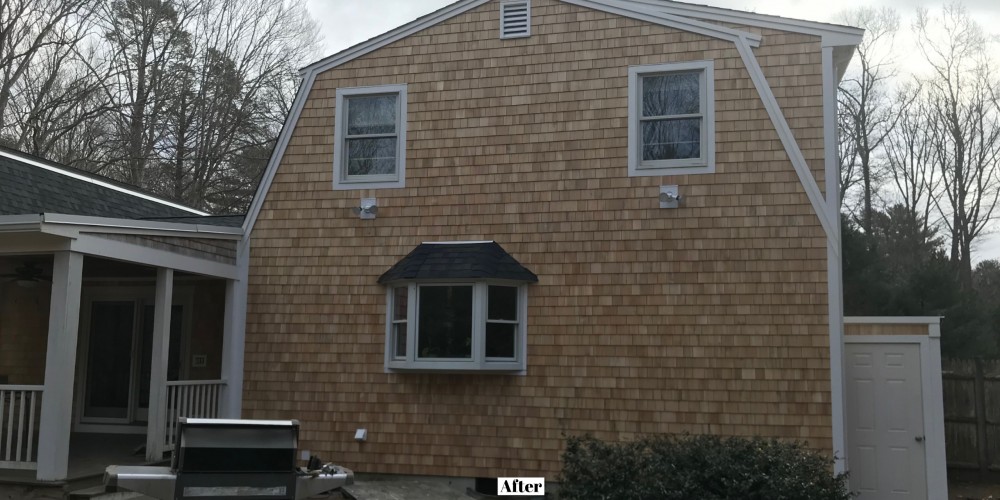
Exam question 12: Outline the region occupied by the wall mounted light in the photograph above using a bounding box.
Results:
[659,185,682,209]
[352,197,378,220]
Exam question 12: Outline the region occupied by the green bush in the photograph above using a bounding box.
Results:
[558,434,851,500]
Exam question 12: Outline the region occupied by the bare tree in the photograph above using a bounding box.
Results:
[837,7,902,232]
[883,80,940,235]
[916,3,1000,289]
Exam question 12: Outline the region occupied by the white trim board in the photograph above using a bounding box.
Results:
[0,149,207,216]
[844,316,941,325]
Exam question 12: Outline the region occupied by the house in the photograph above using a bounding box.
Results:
[239,0,946,499]
[0,146,247,482]
[0,1,949,499]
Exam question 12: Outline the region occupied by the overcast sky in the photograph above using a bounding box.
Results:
[303,0,1000,260]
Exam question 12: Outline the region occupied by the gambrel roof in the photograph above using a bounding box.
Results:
[244,0,863,242]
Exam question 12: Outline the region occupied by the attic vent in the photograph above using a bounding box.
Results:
[500,1,530,39]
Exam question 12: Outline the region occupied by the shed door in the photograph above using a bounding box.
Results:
[846,342,926,499]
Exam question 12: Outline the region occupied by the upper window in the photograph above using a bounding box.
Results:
[628,61,715,176]
[333,84,407,190]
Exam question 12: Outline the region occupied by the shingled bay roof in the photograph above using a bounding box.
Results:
[0,146,211,220]
[378,242,538,284]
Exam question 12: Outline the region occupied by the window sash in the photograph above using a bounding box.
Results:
[385,282,525,371]
[334,84,407,188]
[638,71,705,164]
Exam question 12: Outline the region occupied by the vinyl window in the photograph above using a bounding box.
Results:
[334,84,407,189]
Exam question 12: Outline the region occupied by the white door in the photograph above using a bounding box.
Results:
[845,342,927,499]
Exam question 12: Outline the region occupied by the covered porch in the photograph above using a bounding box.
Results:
[0,214,247,482]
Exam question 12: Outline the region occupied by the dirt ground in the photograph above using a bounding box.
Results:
[951,470,1000,500]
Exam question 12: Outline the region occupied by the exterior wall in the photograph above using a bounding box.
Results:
[245,0,830,479]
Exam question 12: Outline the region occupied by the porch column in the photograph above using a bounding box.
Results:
[36,251,83,481]
[219,278,245,418]
[219,239,248,419]
[145,268,173,461]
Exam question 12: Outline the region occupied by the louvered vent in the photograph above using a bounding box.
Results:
[500,1,530,39]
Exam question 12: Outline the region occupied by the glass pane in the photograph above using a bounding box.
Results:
[417,286,473,359]
[85,302,134,419]
[486,323,516,358]
[642,73,700,117]
[393,322,407,358]
[642,118,701,161]
[393,287,408,320]
[488,286,518,321]
[346,137,397,176]
[347,95,397,135]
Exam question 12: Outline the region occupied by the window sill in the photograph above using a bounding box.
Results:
[386,360,525,374]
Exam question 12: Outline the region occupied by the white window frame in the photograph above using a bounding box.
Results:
[627,60,715,176]
[333,84,407,190]
[384,281,528,373]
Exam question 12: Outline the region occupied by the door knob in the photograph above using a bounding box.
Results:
[915,436,924,442]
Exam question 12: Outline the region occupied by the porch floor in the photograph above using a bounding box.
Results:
[0,432,160,485]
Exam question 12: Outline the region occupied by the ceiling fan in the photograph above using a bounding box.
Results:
[0,262,53,288]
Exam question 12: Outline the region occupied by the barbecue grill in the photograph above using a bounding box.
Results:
[105,418,353,500]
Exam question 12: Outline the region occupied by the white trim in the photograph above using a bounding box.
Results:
[146,268,174,461]
[844,334,930,344]
[561,0,760,47]
[70,234,238,279]
[844,316,942,325]
[733,36,837,240]
[627,60,715,176]
[423,240,494,245]
[500,0,531,39]
[0,149,207,216]
[924,334,949,499]
[40,214,242,238]
[822,46,847,476]
[333,84,408,190]
[610,0,863,47]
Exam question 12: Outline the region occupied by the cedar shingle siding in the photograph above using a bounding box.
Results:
[245,0,830,479]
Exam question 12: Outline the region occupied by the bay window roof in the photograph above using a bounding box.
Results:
[377,241,537,284]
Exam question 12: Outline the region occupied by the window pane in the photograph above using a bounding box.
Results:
[488,286,518,321]
[393,323,407,358]
[642,73,700,117]
[486,323,516,359]
[418,286,473,359]
[347,95,397,135]
[393,287,408,320]
[346,137,397,176]
[642,118,701,161]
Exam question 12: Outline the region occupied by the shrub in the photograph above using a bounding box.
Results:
[558,434,851,500]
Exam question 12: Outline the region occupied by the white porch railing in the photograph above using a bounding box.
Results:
[0,385,43,470]
[164,380,225,452]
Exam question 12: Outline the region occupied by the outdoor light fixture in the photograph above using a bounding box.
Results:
[351,197,378,220]
[659,185,682,209]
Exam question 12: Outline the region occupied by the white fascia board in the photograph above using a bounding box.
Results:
[299,0,492,75]
[0,149,207,216]
[243,71,317,236]
[0,214,43,231]
[565,0,760,47]
[39,213,242,239]
[615,0,863,47]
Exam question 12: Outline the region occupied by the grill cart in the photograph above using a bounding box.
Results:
[105,418,353,500]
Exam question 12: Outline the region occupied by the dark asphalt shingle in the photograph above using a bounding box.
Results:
[378,242,538,284]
